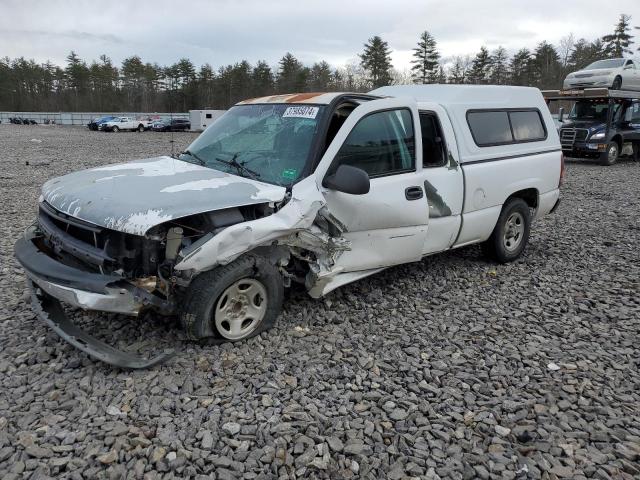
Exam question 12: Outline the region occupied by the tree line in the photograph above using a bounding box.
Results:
[0,13,636,113]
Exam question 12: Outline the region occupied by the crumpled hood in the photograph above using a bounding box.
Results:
[41,156,287,235]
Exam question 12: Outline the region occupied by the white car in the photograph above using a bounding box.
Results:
[16,85,562,367]
[99,116,147,132]
[563,58,640,91]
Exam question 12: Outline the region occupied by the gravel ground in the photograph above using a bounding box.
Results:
[0,124,639,480]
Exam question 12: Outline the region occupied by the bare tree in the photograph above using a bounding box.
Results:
[558,33,576,68]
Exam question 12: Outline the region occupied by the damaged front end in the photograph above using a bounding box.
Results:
[14,193,275,366]
[15,176,351,368]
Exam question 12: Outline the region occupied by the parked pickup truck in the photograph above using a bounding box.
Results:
[15,85,563,368]
[99,116,147,132]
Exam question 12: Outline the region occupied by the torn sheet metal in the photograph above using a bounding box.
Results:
[41,156,286,236]
[423,180,452,218]
[175,176,330,272]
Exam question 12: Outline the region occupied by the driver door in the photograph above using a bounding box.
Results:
[315,98,429,271]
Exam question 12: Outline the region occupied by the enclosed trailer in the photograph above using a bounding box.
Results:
[189,109,226,132]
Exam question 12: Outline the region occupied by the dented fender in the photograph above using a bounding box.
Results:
[174,176,333,272]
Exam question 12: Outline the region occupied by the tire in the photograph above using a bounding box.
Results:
[612,76,622,90]
[482,197,531,263]
[111,125,119,132]
[599,141,619,166]
[137,124,145,132]
[180,254,284,341]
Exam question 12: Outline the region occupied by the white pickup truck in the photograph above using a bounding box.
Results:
[15,85,563,367]
[99,116,148,132]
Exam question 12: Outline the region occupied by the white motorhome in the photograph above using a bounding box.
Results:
[16,85,563,367]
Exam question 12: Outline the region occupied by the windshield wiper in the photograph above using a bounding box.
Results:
[215,153,261,180]
[173,149,206,166]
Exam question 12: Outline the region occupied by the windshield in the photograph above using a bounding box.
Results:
[181,104,325,186]
[569,101,621,122]
[585,59,625,70]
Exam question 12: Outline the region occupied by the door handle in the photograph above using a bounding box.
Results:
[405,186,424,201]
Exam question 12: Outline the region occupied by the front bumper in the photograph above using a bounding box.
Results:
[14,229,161,315]
[563,76,613,90]
[561,141,607,156]
[14,228,176,368]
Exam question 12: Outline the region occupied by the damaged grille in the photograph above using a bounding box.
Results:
[38,202,161,276]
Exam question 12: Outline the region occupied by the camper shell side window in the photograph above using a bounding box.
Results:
[466,108,547,147]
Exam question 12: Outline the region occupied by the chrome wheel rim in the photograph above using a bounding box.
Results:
[503,212,525,252]
[608,145,618,163]
[214,278,267,340]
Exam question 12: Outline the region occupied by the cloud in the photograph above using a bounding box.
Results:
[3,29,123,44]
[0,0,638,69]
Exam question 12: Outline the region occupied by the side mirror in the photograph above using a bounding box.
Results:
[558,107,565,123]
[323,164,370,195]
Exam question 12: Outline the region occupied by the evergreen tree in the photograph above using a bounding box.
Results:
[509,48,532,86]
[198,63,215,108]
[489,47,509,85]
[359,36,393,88]
[252,61,274,97]
[64,51,89,109]
[568,39,606,70]
[276,53,307,93]
[602,14,633,57]
[411,31,440,84]
[308,61,333,91]
[467,47,491,84]
[531,41,562,89]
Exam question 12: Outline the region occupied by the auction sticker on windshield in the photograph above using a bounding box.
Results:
[282,106,319,119]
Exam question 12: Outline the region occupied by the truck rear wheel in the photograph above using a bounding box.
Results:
[137,124,145,132]
[599,142,619,166]
[482,197,531,263]
[180,254,284,341]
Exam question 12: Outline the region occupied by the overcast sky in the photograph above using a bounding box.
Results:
[1,0,639,71]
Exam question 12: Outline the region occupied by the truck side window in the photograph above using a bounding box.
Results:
[419,113,446,167]
[332,109,415,177]
[630,103,640,123]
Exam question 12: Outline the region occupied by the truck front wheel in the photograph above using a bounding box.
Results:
[599,142,619,166]
[180,254,284,341]
[137,124,145,132]
[482,198,531,263]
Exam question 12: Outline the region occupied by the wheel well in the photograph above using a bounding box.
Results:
[507,188,538,209]
[611,135,623,149]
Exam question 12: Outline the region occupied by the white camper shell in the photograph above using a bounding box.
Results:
[16,85,563,367]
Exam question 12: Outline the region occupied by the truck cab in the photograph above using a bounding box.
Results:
[15,86,562,367]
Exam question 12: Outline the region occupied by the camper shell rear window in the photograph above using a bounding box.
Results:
[467,109,547,147]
